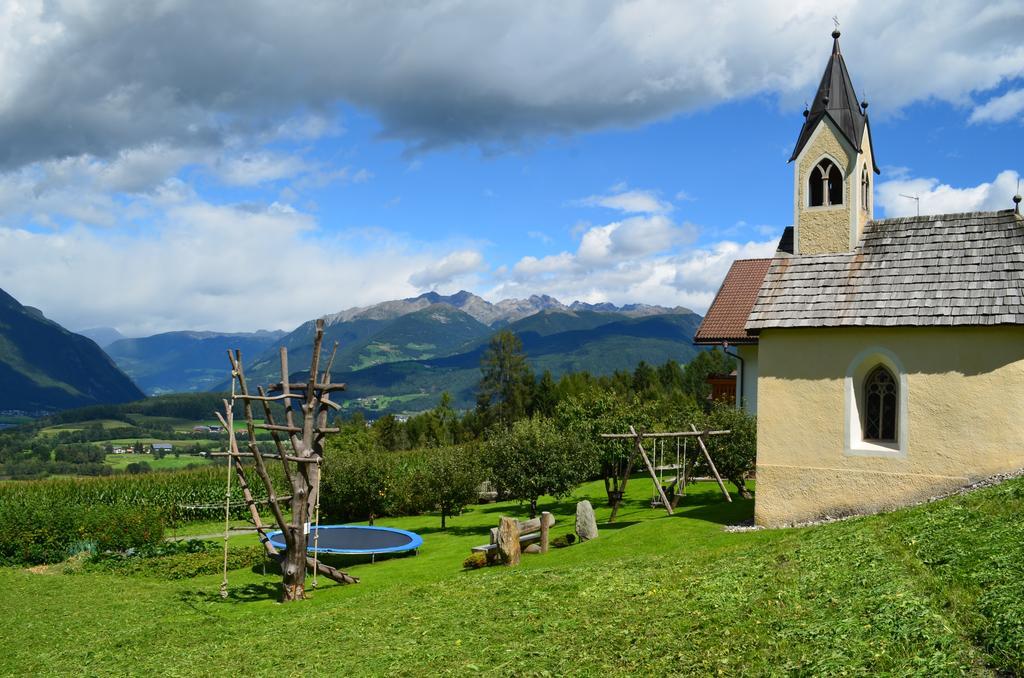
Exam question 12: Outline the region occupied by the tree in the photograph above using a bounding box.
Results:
[632,361,659,395]
[416,445,483,528]
[221,320,358,601]
[477,330,534,428]
[555,391,658,505]
[483,416,591,517]
[321,430,407,525]
[532,370,558,418]
[681,349,736,403]
[698,404,757,499]
[372,414,409,451]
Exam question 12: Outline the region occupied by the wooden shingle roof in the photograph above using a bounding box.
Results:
[694,258,773,344]
[747,210,1024,331]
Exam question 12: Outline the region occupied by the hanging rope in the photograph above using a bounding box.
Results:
[219,430,234,598]
[311,458,322,589]
[219,372,238,600]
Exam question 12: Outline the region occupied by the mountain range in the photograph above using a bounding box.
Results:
[0,288,143,412]
[0,288,705,415]
[225,291,703,411]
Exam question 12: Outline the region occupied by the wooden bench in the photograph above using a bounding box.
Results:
[471,514,555,561]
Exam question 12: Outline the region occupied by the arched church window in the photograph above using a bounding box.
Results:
[809,159,843,207]
[861,166,870,212]
[864,365,897,442]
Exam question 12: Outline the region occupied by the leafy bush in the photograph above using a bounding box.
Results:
[81,505,165,552]
[550,533,576,548]
[0,501,165,565]
[462,552,488,570]
[85,541,266,579]
[694,404,757,499]
[320,435,427,523]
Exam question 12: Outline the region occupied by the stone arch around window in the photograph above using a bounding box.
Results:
[844,347,908,458]
[808,156,843,207]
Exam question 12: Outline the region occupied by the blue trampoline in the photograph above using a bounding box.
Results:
[267,525,423,558]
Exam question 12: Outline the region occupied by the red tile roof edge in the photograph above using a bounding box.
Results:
[694,258,773,345]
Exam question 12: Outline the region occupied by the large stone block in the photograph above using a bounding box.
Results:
[575,500,598,541]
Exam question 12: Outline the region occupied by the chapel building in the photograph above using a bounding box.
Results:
[695,30,1024,526]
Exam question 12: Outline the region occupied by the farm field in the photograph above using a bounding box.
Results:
[37,419,133,435]
[2,474,1023,675]
[103,453,213,472]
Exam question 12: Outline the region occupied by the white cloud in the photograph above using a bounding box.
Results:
[493,238,778,313]
[408,249,485,288]
[0,200,478,335]
[216,152,311,187]
[0,1,1021,167]
[876,169,1021,217]
[577,215,696,264]
[970,88,1024,124]
[577,188,673,214]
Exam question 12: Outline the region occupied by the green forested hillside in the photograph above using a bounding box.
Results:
[105,330,285,395]
[333,313,705,410]
[240,305,492,388]
[0,288,143,412]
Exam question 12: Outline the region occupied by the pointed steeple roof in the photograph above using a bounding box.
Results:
[790,30,879,173]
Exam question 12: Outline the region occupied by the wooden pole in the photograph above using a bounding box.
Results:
[540,511,552,554]
[599,430,731,439]
[691,425,732,502]
[608,447,634,524]
[631,426,673,516]
[497,516,521,566]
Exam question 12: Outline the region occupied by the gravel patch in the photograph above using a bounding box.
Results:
[725,466,1024,532]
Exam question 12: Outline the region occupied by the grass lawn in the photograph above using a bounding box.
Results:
[103,453,213,472]
[1,475,1023,675]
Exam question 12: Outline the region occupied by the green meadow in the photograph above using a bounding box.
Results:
[2,473,1023,676]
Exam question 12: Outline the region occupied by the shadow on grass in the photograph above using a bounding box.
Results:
[413,525,490,538]
[312,550,420,569]
[672,496,755,526]
[179,581,280,605]
[597,520,641,531]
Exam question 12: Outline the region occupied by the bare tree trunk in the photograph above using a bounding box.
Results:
[731,476,753,499]
[529,496,538,519]
[281,525,308,601]
[222,320,355,602]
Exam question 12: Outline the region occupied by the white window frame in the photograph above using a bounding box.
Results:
[844,347,908,458]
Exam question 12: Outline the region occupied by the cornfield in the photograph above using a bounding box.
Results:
[0,464,286,525]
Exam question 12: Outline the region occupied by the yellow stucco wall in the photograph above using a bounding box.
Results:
[795,119,853,254]
[755,326,1024,526]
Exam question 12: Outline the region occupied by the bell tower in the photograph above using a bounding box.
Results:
[790,30,878,254]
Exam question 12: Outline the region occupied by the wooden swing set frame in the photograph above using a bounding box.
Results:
[599,425,732,522]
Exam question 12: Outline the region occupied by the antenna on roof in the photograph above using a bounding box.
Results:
[832,16,841,40]
[900,193,921,217]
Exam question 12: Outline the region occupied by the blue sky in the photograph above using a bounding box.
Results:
[0,1,1021,335]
